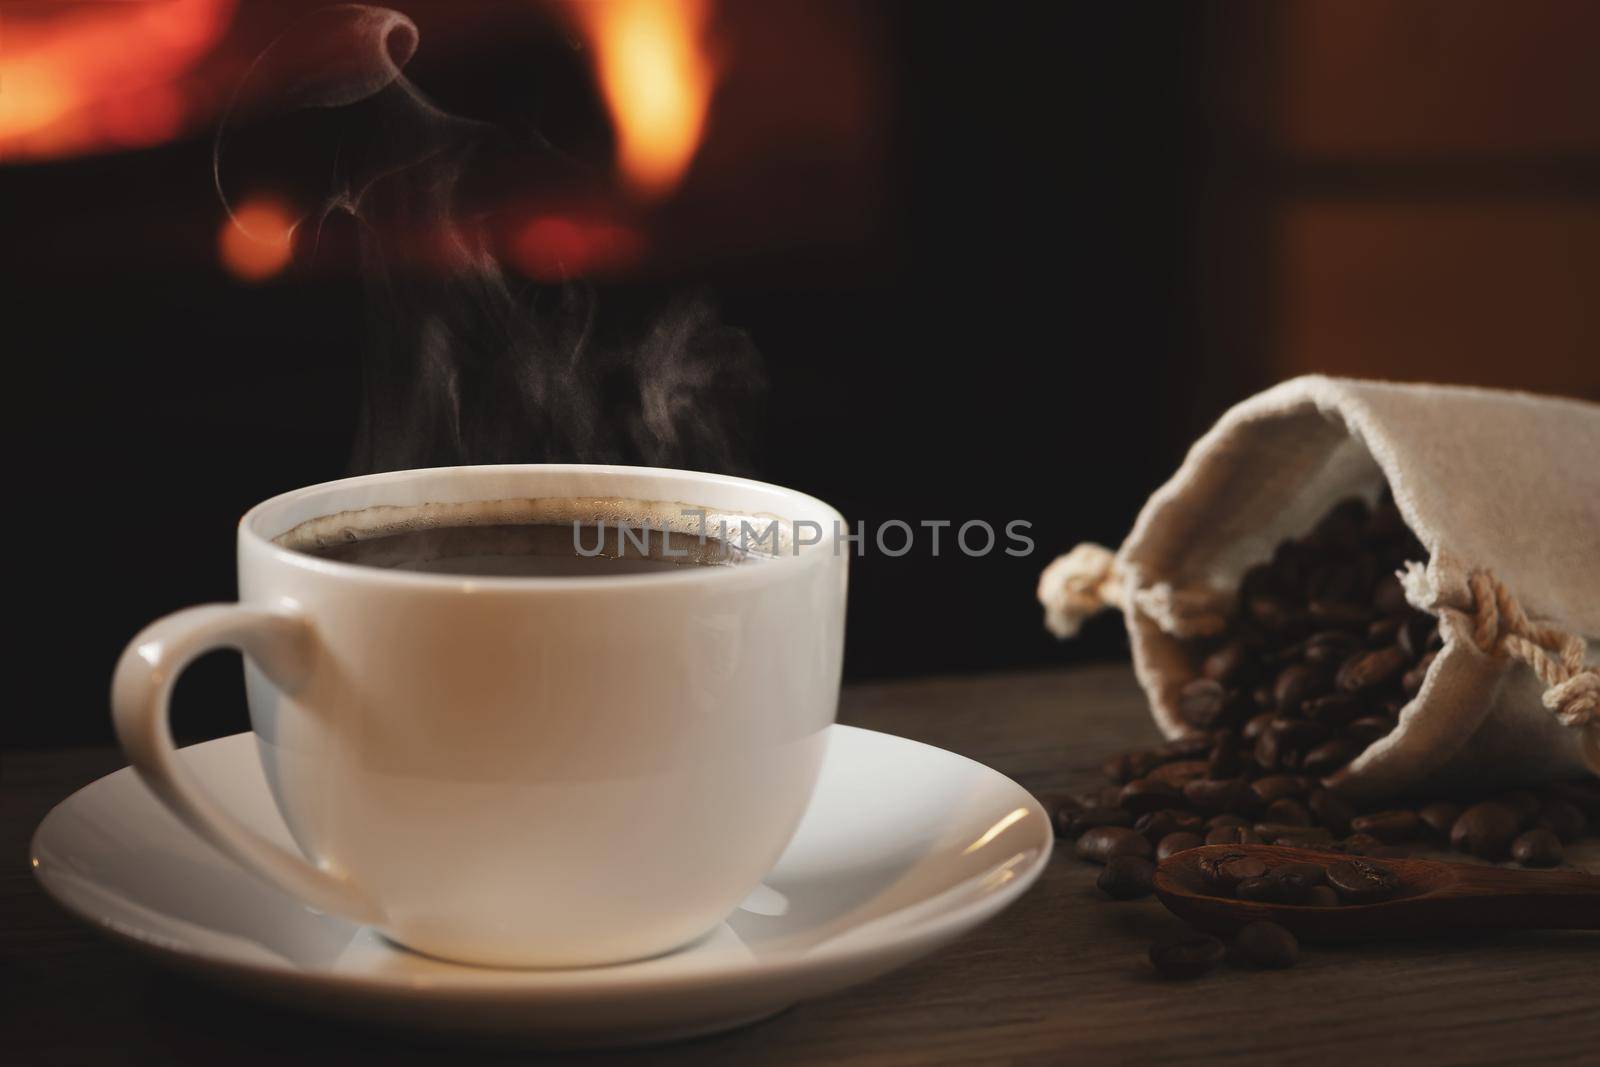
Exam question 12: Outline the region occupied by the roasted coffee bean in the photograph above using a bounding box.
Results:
[1135,809,1203,844]
[1365,617,1401,645]
[1372,572,1410,616]
[1101,752,1138,785]
[1076,826,1153,864]
[1202,641,1253,685]
[1177,679,1230,729]
[1400,651,1436,696]
[1207,813,1250,830]
[1510,828,1563,868]
[1206,825,1263,846]
[1057,807,1135,839]
[1304,692,1364,726]
[1277,861,1328,886]
[1149,933,1226,979]
[1497,791,1543,828]
[1308,788,1357,836]
[1304,885,1341,907]
[1097,856,1157,899]
[1247,594,1297,634]
[1350,809,1420,844]
[1148,760,1209,788]
[1263,798,1312,827]
[1162,733,1217,760]
[1338,832,1385,855]
[1536,800,1588,843]
[1242,712,1276,742]
[1273,664,1323,712]
[1183,777,1249,814]
[1310,600,1374,630]
[1206,743,1243,780]
[1232,876,1281,902]
[1326,858,1401,904]
[1336,647,1410,692]
[1304,630,1360,666]
[1250,775,1305,805]
[1345,716,1395,745]
[1417,801,1462,841]
[1301,738,1363,777]
[1233,921,1299,968]
[1253,731,1284,771]
[1198,851,1268,889]
[1451,802,1521,860]
[1119,778,1185,814]
[1253,824,1333,846]
[1157,831,1206,861]
[1251,684,1275,710]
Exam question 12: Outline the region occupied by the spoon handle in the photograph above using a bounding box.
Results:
[1436,865,1600,930]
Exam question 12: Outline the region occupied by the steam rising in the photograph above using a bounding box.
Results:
[215,5,762,473]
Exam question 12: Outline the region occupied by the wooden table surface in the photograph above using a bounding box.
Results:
[5,665,1597,1066]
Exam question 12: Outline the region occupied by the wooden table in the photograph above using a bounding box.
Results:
[5,666,1597,1065]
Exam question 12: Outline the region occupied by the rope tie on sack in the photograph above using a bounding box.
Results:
[1037,543,1230,640]
[1465,571,1600,739]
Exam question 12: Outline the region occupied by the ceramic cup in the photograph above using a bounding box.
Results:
[112,465,847,967]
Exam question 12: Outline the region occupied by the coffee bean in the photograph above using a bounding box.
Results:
[1350,809,1420,844]
[1206,743,1243,780]
[1326,858,1401,904]
[1206,825,1263,846]
[1233,876,1281,902]
[1057,807,1135,839]
[1304,692,1364,726]
[1304,630,1360,666]
[1370,571,1408,615]
[1183,777,1249,814]
[1242,712,1276,741]
[1345,716,1395,745]
[1305,885,1341,907]
[1365,617,1400,645]
[1301,738,1363,776]
[1336,647,1410,692]
[1253,731,1284,771]
[1338,832,1385,855]
[1097,855,1157,898]
[1310,600,1374,630]
[1308,788,1357,836]
[1233,921,1299,968]
[1177,679,1229,729]
[1101,752,1138,785]
[1135,809,1203,844]
[1253,824,1333,846]
[1198,851,1268,889]
[1207,813,1250,829]
[1536,800,1588,843]
[1147,760,1209,788]
[1451,802,1521,860]
[1149,933,1226,979]
[1549,780,1600,821]
[1076,826,1153,864]
[1162,734,1217,760]
[1119,778,1185,814]
[1496,791,1543,828]
[1157,831,1205,861]
[1249,774,1304,805]
[1202,641,1253,685]
[1263,798,1312,826]
[1277,861,1328,886]
[1510,828,1563,868]
[1397,616,1436,659]
[1273,664,1323,713]
[1417,801,1462,841]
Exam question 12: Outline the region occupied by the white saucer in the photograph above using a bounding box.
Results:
[32,724,1051,1046]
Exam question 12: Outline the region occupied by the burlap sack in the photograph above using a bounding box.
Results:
[1038,376,1600,802]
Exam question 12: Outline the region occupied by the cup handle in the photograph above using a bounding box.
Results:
[111,603,382,924]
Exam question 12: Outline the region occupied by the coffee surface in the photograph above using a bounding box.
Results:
[294,522,751,576]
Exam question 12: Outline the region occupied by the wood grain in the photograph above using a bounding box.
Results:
[4,665,1597,1065]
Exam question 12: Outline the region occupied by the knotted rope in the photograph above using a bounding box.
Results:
[1463,571,1599,769]
[1036,543,1229,640]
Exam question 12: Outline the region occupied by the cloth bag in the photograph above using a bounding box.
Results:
[1038,376,1600,802]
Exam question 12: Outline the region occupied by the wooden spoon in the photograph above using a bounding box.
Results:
[1154,844,1600,940]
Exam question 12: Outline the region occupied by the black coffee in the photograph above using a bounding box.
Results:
[295,522,752,577]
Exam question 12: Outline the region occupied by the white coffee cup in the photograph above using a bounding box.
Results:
[112,465,847,967]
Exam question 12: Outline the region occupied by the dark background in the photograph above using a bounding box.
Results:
[6,1,1598,747]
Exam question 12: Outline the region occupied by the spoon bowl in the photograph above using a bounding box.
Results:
[1154,844,1600,941]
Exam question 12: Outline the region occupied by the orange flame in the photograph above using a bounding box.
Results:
[218,197,295,282]
[566,0,718,200]
[0,0,235,163]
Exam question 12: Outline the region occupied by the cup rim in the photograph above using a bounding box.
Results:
[239,463,846,592]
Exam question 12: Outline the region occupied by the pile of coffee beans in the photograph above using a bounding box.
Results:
[1051,490,1600,978]
[1172,490,1434,781]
